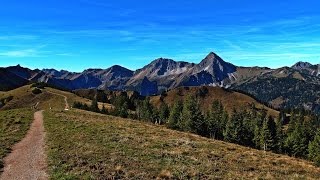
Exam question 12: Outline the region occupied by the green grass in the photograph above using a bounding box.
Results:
[0,108,34,171]
[44,109,320,179]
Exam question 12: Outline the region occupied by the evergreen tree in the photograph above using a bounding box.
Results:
[90,97,100,112]
[180,96,205,134]
[206,100,226,139]
[151,107,160,124]
[137,98,154,122]
[167,101,183,129]
[275,117,284,153]
[224,109,244,144]
[110,93,131,118]
[159,103,170,125]
[253,111,266,149]
[308,129,320,166]
[260,116,276,151]
[285,113,308,157]
[253,124,261,149]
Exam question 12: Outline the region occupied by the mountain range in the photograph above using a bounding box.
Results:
[1,52,319,113]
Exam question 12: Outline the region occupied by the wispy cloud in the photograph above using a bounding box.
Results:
[0,47,72,58]
[0,35,37,40]
[0,49,40,57]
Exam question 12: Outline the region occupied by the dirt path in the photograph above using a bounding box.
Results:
[0,111,48,180]
[47,91,69,110]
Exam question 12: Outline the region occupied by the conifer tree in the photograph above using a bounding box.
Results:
[275,117,284,153]
[159,103,170,124]
[180,95,204,133]
[207,100,228,139]
[167,101,183,129]
[285,113,308,157]
[90,97,100,112]
[224,109,244,144]
[308,129,320,166]
[260,116,276,151]
[137,98,153,121]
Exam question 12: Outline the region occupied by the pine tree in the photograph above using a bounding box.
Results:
[180,96,204,134]
[151,107,159,124]
[190,104,205,136]
[260,116,276,151]
[253,111,265,149]
[285,113,308,157]
[206,100,226,139]
[308,129,320,166]
[112,94,129,118]
[180,96,193,131]
[253,124,261,149]
[275,117,284,153]
[137,98,153,121]
[167,101,183,129]
[224,109,244,144]
[90,98,100,112]
[159,103,170,125]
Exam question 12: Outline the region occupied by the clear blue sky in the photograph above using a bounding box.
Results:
[0,0,319,72]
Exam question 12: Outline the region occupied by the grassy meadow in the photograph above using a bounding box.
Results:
[0,108,34,171]
[44,109,320,179]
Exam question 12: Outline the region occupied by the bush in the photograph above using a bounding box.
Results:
[32,88,42,94]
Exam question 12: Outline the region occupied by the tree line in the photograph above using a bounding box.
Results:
[73,94,320,166]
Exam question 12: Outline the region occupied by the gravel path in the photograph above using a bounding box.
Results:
[0,111,48,180]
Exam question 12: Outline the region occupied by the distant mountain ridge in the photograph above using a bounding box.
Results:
[1,51,319,113]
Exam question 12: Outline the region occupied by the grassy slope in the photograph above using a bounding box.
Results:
[0,85,93,111]
[150,86,279,117]
[0,108,34,170]
[44,109,320,179]
[0,85,91,172]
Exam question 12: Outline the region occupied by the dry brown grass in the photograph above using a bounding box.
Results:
[44,109,320,179]
[0,85,96,111]
[150,86,279,117]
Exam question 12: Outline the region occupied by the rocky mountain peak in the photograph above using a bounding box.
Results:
[196,52,236,77]
[200,52,222,64]
[292,61,312,70]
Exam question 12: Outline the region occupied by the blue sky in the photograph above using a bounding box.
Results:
[0,0,319,72]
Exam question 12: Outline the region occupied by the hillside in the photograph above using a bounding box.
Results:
[44,109,320,179]
[0,85,92,111]
[150,86,279,117]
[233,70,320,114]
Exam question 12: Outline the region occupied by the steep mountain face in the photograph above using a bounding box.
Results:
[291,61,320,77]
[233,65,320,114]
[0,68,30,91]
[180,52,237,87]
[126,52,239,94]
[97,65,134,90]
[194,52,237,81]
[6,65,38,79]
[126,58,195,93]
[31,65,134,90]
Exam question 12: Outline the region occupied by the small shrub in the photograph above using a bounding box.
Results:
[32,88,42,95]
